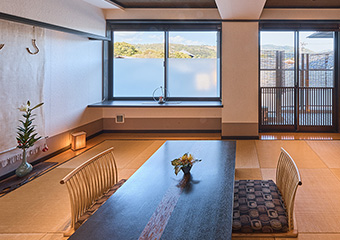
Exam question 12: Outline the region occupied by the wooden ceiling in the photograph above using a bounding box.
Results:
[265,0,340,8]
[107,0,217,8]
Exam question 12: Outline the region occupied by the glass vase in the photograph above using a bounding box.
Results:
[15,149,33,177]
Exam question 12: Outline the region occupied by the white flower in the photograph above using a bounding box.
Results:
[18,104,29,112]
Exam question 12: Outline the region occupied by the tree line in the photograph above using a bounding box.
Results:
[114,42,216,58]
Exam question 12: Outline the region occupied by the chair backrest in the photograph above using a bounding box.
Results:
[275,148,302,231]
[60,147,118,230]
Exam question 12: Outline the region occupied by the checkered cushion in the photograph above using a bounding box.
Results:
[232,180,289,233]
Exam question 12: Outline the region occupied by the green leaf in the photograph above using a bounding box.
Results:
[17,132,25,139]
[17,127,25,132]
[31,102,44,110]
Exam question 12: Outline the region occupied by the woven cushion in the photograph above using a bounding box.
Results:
[232,180,288,233]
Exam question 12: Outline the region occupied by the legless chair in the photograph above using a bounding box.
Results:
[232,148,302,238]
[60,147,125,235]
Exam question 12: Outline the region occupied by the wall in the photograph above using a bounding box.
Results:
[221,22,259,137]
[102,108,221,131]
[0,0,106,36]
[0,0,105,176]
[43,30,103,154]
[102,8,224,133]
[104,9,260,137]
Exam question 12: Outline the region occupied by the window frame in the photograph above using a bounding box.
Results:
[107,21,222,101]
[258,20,340,132]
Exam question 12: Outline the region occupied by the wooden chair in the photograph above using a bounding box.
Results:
[60,147,125,235]
[232,148,302,238]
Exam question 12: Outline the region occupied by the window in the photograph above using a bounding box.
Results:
[113,31,164,97]
[168,31,218,98]
[109,22,221,100]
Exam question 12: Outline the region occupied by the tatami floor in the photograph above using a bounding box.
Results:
[1,133,340,240]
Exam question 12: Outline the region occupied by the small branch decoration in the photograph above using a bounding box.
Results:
[171,153,201,175]
[26,26,39,55]
[17,101,44,149]
[0,44,4,51]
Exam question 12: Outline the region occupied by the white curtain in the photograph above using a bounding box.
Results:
[0,19,45,153]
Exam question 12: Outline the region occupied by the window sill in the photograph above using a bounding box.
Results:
[88,100,223,108]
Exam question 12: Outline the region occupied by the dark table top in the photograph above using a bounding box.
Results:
[69,140,236,240]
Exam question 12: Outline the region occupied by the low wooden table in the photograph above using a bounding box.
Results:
[69,140,236,240]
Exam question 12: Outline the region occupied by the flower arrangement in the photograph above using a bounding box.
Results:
[17,101,44,149]
[171,153,201,175]
[15,100,44,177]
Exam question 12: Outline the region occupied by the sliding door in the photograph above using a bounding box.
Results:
[298,31,335,131]
[260,32,296,131]
[260,31,336,132]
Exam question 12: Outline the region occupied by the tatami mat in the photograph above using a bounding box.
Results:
[0,168,71,233]
[0,139,165,238]
[255,140,327,169]
[307,141,340,168]
[2,136,340,239]
[295,169,340,233]
[260,168,276,181]
[235,140,259,168]
[0,233,64,240]
[330,168,340,182]
[290,234,340,240]
[234,168,262,180]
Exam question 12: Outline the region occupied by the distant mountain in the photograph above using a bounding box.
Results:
[134,43,216,58]
[261,44,294,52]
[261,44,316,53]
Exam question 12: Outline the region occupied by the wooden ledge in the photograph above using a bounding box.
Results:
[232,229,298,238]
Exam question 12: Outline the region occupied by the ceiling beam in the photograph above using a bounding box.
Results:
[0,12,110,41]
[215,0,266,19]
[104,0,125,10]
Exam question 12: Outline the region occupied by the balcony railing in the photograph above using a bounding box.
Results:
[261,87,333,126]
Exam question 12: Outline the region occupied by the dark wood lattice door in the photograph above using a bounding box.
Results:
[260,31,336,132]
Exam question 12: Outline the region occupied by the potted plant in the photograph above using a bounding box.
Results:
[16,100,43,177]
[171,153,201,175]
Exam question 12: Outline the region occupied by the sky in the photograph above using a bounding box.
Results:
[261,31,334,52]
[114,31,217,46]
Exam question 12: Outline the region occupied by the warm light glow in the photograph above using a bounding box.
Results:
[71,132,86,151]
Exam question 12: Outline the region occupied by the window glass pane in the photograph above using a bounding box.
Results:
[299,31,334,88]
[260,32,295,87]
[298,31,334,126]
[260,31,295,126]
[113,31,164,97]
[168,32,218,98]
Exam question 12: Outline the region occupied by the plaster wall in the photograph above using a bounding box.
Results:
[102,108,221,118]
[44,30,103,138]
[221,22,259,136]
[0,0,106,36]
